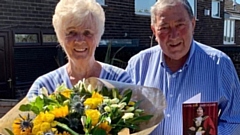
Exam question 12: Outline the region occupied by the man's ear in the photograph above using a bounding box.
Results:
[151,25,156,35]
[191,17,196,34]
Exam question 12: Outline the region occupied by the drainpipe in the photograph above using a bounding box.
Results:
[233,0,236,10]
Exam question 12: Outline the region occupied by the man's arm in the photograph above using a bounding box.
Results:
[218,57,240,135]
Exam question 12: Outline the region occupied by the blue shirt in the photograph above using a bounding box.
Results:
[126,41,240,135]
[27,62,132,99]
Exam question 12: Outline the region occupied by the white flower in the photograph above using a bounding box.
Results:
[110,104,119,108]
[122,113,134,120]
[103,99,111,103]
[104,106,111,112]
[110,98,120,104]
[126,107,135,112]
[119,102,127,109]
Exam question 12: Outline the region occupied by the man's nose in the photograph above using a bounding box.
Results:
[169,28,179,39]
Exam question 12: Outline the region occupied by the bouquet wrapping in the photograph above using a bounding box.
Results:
[0,77,166,135]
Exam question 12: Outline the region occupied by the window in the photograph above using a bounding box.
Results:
[224,20,235,44]
[212,0,220,18]
[13,29,58,46]
[187,0,197,18]
[15,34,39,44]
[96,0,105,5]
[135,0,156,15]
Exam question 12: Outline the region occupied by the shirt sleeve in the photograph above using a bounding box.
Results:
[218,56,240,135]
[26,79,43,101]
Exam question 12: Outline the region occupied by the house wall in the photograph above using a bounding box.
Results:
[194,0,224,45]
[235,21,240,44]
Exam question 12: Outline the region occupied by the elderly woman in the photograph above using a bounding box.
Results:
[27,0,132,99]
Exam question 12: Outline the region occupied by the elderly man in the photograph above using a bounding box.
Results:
[126,0,240,134]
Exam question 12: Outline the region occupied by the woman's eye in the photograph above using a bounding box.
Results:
[83,30,93,37]
[66,31,76,36]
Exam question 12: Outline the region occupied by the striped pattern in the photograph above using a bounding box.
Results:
[126,41,240,135]
[27,62,132,100]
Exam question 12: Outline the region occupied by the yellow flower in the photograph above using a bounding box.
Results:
[51,105,69,118]
[60,89,72,98]
[12,115,32,135]
[84,98,102,109]
[56,131,71,135]
[85,109,101,126]
[32,112,57,134]
[99,121,112,133]
[91,92,103,100]
[84,92,103,109]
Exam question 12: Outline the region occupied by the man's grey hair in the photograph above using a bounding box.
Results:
[150,0,194,25]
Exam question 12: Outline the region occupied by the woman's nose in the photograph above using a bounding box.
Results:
[75,34,85,42]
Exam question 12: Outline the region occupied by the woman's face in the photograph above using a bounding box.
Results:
[196,106,204,116]
[62,25,99,63]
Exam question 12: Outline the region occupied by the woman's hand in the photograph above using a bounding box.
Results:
[189,126,196,131]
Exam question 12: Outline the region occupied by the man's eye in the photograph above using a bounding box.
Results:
[160,27,168,30]
[176,23,185,28]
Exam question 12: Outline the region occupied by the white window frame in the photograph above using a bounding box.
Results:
[96,0,105,6]
[224,19,235,44]
[187,0,197,18]
[211,0,221,18]
[135,0,156,16]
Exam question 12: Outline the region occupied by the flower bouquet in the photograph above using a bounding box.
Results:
[0,77,166,135]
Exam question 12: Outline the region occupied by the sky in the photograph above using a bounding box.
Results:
[236,0,240,4]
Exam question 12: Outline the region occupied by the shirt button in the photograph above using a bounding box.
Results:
[172,74,176,78]
[167,114,171,117]
[170,94,173,97]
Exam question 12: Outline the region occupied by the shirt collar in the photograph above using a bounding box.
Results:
[160,40,196,68]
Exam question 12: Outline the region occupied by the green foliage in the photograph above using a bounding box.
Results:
[104,40,126,66]
[4,128,14,135]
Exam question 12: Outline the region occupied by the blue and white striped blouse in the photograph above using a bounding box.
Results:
[126,40,240,135]
[27,62,132,100]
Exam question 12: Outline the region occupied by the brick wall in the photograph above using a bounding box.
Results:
[0,0,57,29]
[194,0,224,45]
[235,21,240,44]
[103,0,152,46]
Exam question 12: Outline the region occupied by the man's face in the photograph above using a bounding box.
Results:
[151,3,196,60]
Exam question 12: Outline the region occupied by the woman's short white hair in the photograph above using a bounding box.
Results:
[150,0,194,26]
[52,0,105,44]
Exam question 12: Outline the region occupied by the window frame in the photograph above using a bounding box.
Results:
[41,30,58,46]
[96,0,105,6]
[211,0,221,18]
[223,19,235,45]
[187,0,197,19]
[13,30,41,46]
[134,0,156,16]
[13,29,58,47]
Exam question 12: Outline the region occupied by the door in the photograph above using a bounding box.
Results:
[0,31,14,98]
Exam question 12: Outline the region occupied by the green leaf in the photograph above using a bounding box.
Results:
[112,88,117,98]
[92,128,107,135]
[57,122,79,135]
[19,104,32,111]
[128,115,153,124]
[134,100,144,108]
[121,89,132,104]
[5,128,14,135]
[101,87,109,97]
[31,106,40,114]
